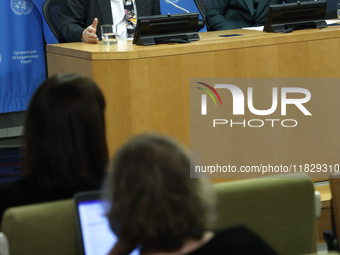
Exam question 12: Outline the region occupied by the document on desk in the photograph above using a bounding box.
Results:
[326,20,340,25]
[242,26,264,31]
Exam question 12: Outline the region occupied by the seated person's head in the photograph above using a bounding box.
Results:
[103,133,214,253]
[23,73,108,189]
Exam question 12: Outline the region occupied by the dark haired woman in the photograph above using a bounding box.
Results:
[102,133,277,255]
[0,73,108,225]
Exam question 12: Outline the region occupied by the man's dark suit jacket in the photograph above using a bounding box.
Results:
[59,0,160,43]
[206,0,312,31]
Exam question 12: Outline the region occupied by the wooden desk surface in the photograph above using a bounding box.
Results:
[46,26,340,61]
[316,184,332,205]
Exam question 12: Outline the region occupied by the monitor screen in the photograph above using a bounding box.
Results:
[264,0,327,33]
[0,146,22,184]
[133,13,201,45]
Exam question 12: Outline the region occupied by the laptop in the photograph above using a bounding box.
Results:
[74,190,140,255]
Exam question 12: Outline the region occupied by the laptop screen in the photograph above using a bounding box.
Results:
[74,191,140,255]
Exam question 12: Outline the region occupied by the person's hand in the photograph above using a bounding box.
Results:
[82,18,99,44]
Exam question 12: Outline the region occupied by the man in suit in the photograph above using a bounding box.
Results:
[59,0,160,43]
[206,0,312,31]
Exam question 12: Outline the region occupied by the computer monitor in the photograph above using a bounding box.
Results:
[263,0,327,33]
[133,13,201,46]
[0,146,22,184]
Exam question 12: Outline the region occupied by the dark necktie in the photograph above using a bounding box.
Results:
[123,0,136,38]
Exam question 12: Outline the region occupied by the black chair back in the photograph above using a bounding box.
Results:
[42,0,66,42]
[325,0,340,19]
[193,0,213,31]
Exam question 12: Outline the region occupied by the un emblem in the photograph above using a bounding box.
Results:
[11,0,34,15]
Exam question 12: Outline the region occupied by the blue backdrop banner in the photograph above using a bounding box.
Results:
[0,0,49,113]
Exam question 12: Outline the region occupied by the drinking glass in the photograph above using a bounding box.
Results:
[101,24,117,45]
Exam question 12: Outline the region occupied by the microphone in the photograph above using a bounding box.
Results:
[164,0,190,13]
[164,0,205,31]
[197,19,204,31]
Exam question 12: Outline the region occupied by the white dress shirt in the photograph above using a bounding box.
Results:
[110,0,137,39]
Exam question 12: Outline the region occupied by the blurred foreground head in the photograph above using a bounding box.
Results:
[104,133,215,253]
[23,73,108,189]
